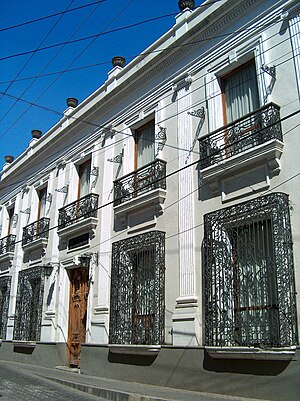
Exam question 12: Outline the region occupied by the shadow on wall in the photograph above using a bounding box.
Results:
[203,350,290,376]
[108,351,157,367]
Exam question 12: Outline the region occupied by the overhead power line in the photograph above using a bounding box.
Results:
[0,0,107,33]
[3,110,300,249]
[0,13,178,62]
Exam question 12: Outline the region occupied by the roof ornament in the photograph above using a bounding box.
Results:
[112,56,126,68]
[178,0,195,12]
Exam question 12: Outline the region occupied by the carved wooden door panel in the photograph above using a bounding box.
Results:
[68,267,89,367]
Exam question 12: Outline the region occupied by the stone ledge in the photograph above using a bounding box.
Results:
[12,340,37,349]
[205,345,296,360]
[108,344,161,356]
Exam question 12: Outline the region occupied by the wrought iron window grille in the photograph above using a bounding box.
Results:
[0,234,16,255]
[13,267,45,341]
[0,276,11,339]
[22,217,50,246]
[199,103,282,169]
[204,192,298,348]
[58,193,99,229]
[113,159,166,206]
[109,231,165,345]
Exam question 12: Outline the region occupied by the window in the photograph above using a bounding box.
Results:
[134,121,155,169]
[222,60,259,124]
[13,267,44,341]
[68,233,89,250]
[78,160,91,199]
[7,206,15,235]
[204,193,298,348]
[0,277,11,339]
[109,231,165,345]
[37,186,47,220]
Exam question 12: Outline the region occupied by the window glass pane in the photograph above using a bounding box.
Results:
[223,61,259,123]
[8,207,14,235]
[79,160,91,198]
[38,187,47,219]
[136,122,155,168]
[229,220,279,345]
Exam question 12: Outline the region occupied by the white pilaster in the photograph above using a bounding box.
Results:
[172,80,200,346]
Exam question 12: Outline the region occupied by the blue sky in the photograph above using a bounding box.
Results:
[0,0,204,167]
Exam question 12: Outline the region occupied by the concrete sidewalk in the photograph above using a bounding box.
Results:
[1,361,270,401]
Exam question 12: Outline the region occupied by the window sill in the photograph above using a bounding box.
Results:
[205,346,296,361]
[12,340,37,349]
[108,344,161,356]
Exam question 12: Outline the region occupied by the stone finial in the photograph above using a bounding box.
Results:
[112,56,126,68]
[178,0,195,12]
[66,98,78,108]
[5,155,14,164]
[31,129,42,139]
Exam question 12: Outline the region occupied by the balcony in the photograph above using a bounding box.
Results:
[22,217,50,251]
[199,103,284,196]
[0,234,16,264]
[57,193,99,239]
[113,159,167,219]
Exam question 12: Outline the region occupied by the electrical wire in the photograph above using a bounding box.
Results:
[0,9,299,195]
[0,50,299,195]
[0,0,293,150]
[0,0,108,33]
[0,0,291,64]
[0,12,295,145]
[2,108,300,249]
[0,0,79,121]
[0,0,110,130]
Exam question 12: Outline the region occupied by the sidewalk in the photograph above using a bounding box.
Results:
[2,361,270,401]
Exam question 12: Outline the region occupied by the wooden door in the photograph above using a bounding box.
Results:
[67,267,89,367]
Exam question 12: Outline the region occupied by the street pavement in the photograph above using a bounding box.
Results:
[0,361,103,401]
[0,360,270,401]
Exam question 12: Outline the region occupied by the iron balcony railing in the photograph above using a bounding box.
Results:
[113,159,167,206]
[22,217,50,246]
[0,234,16,255]
[58,193,99,229]
[199,103,282,169]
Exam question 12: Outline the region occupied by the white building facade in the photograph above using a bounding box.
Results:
[0,0,299,399]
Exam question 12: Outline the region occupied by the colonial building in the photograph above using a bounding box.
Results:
[0,0,299,399]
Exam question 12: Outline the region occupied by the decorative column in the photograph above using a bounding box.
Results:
[172,76,200,346]
[91,136,114,344]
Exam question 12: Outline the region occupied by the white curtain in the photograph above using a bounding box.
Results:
[79,161,91,198]
[137,124,155,168]
[38,187,47,218]
[224,61,259,123]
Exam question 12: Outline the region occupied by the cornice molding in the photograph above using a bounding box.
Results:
[97,0,265,113]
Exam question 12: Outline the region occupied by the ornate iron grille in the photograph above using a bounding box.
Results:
[204,193,298,347]
[58,193,99,229]
[113,159,166,206]
[22,217,50,246]
[0,276,11,339]
[199,103,282,169]
[0,234,16,255]
[13,267,45,341]
[109,231,165,345]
